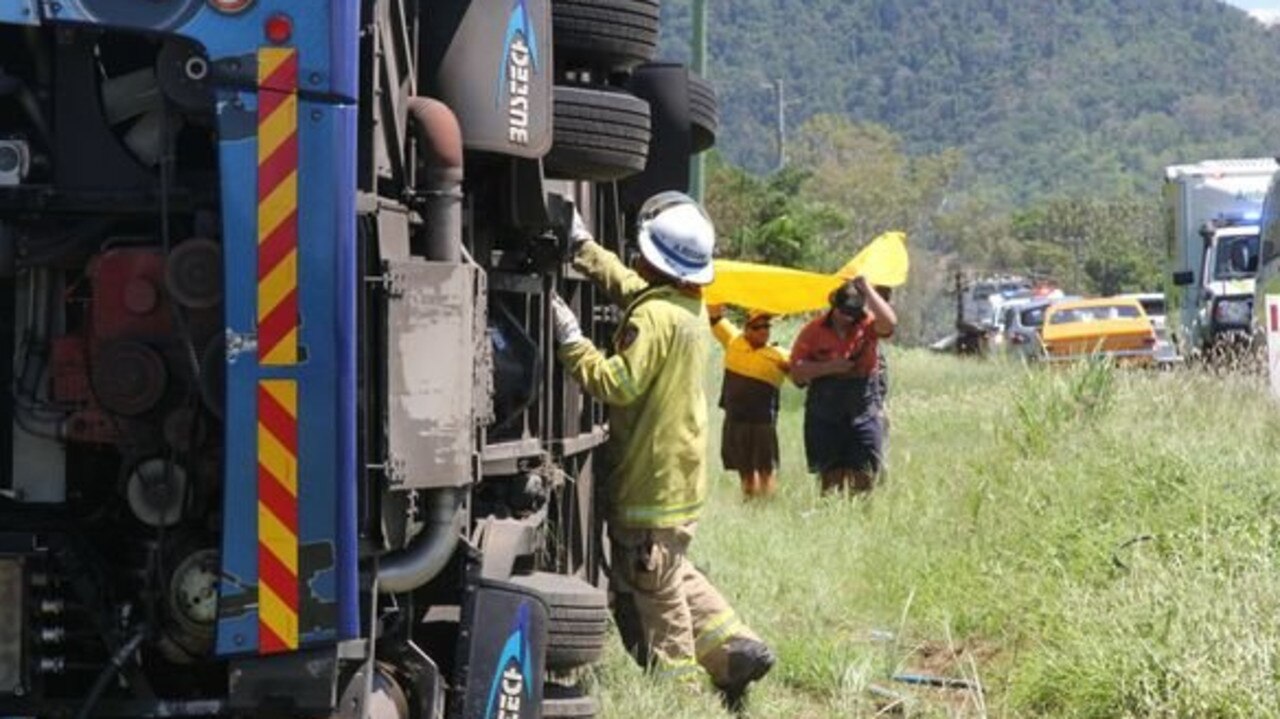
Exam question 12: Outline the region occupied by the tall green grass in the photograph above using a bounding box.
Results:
[595,349,1280,718]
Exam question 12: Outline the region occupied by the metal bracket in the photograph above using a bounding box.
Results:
[383,452,409,487]
[224,329,258,364]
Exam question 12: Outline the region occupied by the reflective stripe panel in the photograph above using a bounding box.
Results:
[695,610,743,659]
[257,379,299,653]
[257,47,300,366]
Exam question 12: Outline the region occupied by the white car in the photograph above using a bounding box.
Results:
[1119,293,1180,365]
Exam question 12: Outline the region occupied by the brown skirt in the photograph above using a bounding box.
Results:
[721,419,780,473]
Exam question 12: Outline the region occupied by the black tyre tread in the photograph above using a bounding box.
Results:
[688,75,716,102]
[549,624,610,638]
[554,0,660,25]
[551,131,648,156]
[545,87,651,181]
[555,88,649,117]
[556,10,659,35]
[557,22,656,47]
[544,155,645,182]
[510,571,611,669]
[549,620,610,634]
[555,118,651,142]
[545,633,608,648]
[547,644,607,671]
[553,0,661,69]
[508,571,609,608]
[555,104,650,127]
[549,605,611,622]
[688,71,718,153]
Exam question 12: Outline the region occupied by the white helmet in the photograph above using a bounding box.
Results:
[636,191,716,285]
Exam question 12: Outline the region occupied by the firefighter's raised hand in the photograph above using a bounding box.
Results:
[550,292,585,346]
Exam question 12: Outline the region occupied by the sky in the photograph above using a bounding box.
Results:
[1220,0,1280,24]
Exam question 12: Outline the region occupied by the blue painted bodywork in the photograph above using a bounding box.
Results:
[5,1,361,656]
[0,1,39,25]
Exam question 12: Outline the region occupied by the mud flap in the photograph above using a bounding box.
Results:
[228,646,340,714]
[455,578,549,719]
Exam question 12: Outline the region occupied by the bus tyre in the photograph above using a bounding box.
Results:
[552,0,661,72]
[688,70,718,154]
[545,86,651,182]
[509,571,610,670]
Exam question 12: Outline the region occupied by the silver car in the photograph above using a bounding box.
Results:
[1002,299,1056,362]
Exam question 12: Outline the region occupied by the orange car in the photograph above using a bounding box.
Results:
[1041,297,1158,365]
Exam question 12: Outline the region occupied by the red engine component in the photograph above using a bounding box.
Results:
[64,408,125,445]
[51,335,91,404]
[90,248,173,342]
[49,242,224,447]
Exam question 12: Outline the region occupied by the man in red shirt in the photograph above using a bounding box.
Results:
[789,277,897,495]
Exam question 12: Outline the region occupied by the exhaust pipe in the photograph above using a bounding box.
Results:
[406,97,463,263]
[377,488,467,594]
[373,97,469,595]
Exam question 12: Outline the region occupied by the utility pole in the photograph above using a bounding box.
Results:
[689,0,707,201]
[772,78,786,171]
[1071,235,1082,294]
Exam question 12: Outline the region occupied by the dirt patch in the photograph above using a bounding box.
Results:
[903,637,1001,679]
[875,637,1003,716]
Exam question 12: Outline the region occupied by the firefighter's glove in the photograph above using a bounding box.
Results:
[550,293,585,346]
[569,208,594,254]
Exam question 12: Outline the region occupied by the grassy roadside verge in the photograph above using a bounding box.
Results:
[595,349,1280,718]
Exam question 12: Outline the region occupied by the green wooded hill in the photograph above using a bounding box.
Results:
[660,0,1280,203]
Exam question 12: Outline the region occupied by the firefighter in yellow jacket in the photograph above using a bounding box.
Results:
[550,192,774,710]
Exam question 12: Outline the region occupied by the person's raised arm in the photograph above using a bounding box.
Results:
[567,209,648,307]
[707,304,740,349]
[854,276,897,337]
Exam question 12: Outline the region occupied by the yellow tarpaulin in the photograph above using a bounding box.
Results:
[704,231,909,315]
[837,231,909,286]
[703,261,842,315]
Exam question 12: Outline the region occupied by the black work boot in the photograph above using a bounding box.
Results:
[715,637,776,714]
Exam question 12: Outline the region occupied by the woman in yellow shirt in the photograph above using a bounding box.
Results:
[708,306,790,499]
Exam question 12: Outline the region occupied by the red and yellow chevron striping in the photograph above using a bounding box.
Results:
[257,47,299,366]
[257,379,299,653]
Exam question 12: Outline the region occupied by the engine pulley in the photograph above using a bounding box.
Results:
[91,341,168,416]
[157,547,219,664]
[165,238,223,309]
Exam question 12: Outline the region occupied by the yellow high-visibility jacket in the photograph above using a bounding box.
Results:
[711,318,789,388]
[711,318,789,423]
[559,241,708,529]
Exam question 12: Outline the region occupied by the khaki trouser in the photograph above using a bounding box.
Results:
[610,522,761,686]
